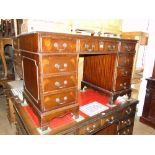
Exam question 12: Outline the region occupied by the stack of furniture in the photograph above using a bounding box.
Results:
[12,32,137,132]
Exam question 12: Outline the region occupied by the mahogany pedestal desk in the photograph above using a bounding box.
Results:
[13,32,137,131]
[5,80,138,135]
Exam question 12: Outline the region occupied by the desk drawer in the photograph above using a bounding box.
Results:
[117,67,132,77]
[42,55,78,74]
[43,73,77,93]
[117,53,134,67]
[101,40,119,52]
[41,37,77,53]
[43,88,77,111]
[121,104,137,118]
[120,42,136,53]
[80,39,99,52]
[117,116,135,130]
[79,120,101,135]
[115,77,131,91]
[117,125,134,135]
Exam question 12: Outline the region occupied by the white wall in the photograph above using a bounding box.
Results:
[122,19,155,116]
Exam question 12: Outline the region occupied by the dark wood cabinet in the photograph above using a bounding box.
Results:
[140,78,155,128]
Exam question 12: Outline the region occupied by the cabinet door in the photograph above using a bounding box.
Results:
[94,123,117,135]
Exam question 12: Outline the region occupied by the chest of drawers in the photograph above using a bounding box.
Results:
[15,32,137,131]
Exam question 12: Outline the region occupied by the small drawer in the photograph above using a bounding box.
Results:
[80,39,99,52]
[114,77,131,91]
[117,53,134,67]
[101,114,116,127]
[99,40,119,52]
[41,37,77,53]
[43,73,77,93]
[117,67,132,77]
[43,89,77,111]
[117,116,135,130]
[42,55,78,74]
[117,126,134,135]
[121,104,136,118]
[120,42,136,53]
[79,120,101,135]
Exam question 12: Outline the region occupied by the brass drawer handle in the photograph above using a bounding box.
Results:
[84,43,95,52]
[54,80,68,88]
[53,42,68,51]
[108,45,115,50]
[125,107,132,115]
[86,124,96,133]
[54,63,68,71]
[55,96,68,105]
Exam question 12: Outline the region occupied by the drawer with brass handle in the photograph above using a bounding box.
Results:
[42,55,78,74]
[120,42,136,53]
[43,88,77,112]
[41,37,77,53]
[117,125,134,135]
[117,116,135,130]
[78,120,101,135]
[43,73,77,93]
[80,39,99,52]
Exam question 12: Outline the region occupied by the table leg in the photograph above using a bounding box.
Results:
[0,41,8,78]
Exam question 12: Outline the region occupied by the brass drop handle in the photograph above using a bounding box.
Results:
[55,80,68,88]
[53,42,68,51]
[125,45,130,51]
[55,96,68,105]
[54,63,68,71]
[108,45,115,50]
[86,124,96,133]
[84,43,95,52]
[125,107,132,115]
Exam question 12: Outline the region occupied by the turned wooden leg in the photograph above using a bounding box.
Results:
[0,41,8,78]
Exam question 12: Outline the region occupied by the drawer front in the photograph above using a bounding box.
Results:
[117,125,134,135]
[99,40,119,52]
[41,37,77,53]
[42,55,78,74]
[79,120,101,135]
[120,42,136,53]
[117,67,132,77]
[43,73,77,93]
[101,113,117,127]
[121,104,136,118]
[117,53,134,67]
[117,116,135,130]
[80,39,99,52]
[115,77,131,91]
[43,89,77,111]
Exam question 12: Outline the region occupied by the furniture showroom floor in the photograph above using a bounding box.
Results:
[0,95,155,135]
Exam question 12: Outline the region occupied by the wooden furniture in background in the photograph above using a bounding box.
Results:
[13,32,137,132]
[0,38,12,78]
[4,80,138,135]
[140,62,155,128]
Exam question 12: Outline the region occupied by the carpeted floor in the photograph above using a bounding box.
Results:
[0,95,155,135]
